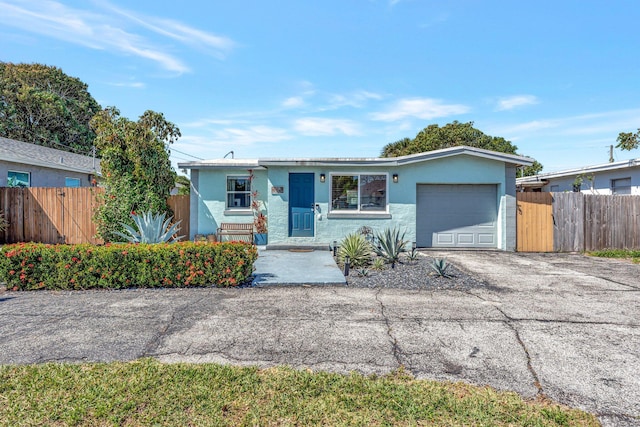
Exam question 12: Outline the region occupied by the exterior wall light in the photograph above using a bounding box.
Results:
[392,174,399,183]
[320,173,326,183]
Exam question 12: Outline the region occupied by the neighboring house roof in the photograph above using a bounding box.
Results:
[178,146,534,169]
[516,157,640,185]
[0,136,101,175]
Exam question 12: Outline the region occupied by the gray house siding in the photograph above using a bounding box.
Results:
[0,137,100,187]
[0,160,94,187]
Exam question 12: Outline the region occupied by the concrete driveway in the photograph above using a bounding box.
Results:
[0,251,638,426]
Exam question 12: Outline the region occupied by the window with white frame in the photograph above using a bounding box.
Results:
[65,177,81,187]
[331,174,387,212]
[611,177,631,195]
[226,175,251,209]
[7,171,30,187]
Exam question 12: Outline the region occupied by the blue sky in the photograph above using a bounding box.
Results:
[1,0,640,173]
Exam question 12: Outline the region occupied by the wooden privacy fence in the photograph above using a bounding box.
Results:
[517,192,640,252]
[0,187,190,245]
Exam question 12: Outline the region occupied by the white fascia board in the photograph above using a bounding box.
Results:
[178,160,263,169]
[179,146,534,169]
[517,158,640,183]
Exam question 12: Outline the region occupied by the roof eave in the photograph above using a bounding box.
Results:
[180,146,534,169]
[516,158,640,183]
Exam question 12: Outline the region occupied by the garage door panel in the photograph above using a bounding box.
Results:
[416,184,497,248]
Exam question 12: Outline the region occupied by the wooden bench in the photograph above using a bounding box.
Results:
[216,223,254,243]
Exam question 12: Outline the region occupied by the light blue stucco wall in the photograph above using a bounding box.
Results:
[189,168,268,239]
[189,154,517,250]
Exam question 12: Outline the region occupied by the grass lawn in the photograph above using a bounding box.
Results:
[0,359,599,426]
[588,249,640,264]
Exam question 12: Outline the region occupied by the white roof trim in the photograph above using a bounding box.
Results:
[179,145,534,169]
[517,158,640,183]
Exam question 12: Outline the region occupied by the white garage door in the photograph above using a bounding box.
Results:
[416,184,497,248]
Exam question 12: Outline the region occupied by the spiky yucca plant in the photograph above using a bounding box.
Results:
[338,233,372,267]
[374,227,408,268]
[114,211,184,244]
[431,258,451,277]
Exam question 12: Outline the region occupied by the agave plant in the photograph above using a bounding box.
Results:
[431,258,451,278]
[114,211,184,244]
[337,233,372,267]
[371,257,386,271]
[406,246,420,262]
[373,227,408,268]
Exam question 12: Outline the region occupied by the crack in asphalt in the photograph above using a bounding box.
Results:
[591,276,640,290]
[463,289,544,397]
[374,288,406,373]
[142,310,177,357]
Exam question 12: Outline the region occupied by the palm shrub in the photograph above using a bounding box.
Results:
[337,233,372,268]
[114,211,183,243]
[374,227,409,268]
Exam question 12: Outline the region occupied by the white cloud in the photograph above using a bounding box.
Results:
[0,0,235,73]
[107,81,146,88]
[327,90,383,109]
[495,95,539,111]
[494,108,640,138]
[371,97,470,121]
[99,1,235,57]
[282,97,305,108]
[294,118,362,136]
[209,126,292,146]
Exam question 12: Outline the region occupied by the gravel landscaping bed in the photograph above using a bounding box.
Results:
[342,253,490,290]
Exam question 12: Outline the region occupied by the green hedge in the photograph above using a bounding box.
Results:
[0,242,258,291]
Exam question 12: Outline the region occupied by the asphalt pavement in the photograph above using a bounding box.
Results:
[0,251,638,427]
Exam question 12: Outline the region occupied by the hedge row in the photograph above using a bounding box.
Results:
[0,242,258,291]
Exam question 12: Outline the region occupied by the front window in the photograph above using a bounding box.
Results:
[611,177,631,195]
[65,177,81,187]
[226,175,251,209]
[8,171,30,187]
[331,174,387,212]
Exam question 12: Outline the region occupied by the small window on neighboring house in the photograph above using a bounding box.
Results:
[65,177,81,187]
[226,175,251,209]
[550,185,559,192]
[331,174,387,212]
[611,178,632,195]
[7,171,30,187]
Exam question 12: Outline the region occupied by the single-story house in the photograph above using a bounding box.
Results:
[179,146,533,251]
[516,157,640,195]
[0,136,100,187]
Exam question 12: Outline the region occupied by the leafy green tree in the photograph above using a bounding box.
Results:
[0,62,101,152]
[91,107,180,242]
[175,175,191,195]
[616,129,640,151]
[381,121,542,177]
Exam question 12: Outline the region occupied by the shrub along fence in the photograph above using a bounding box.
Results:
[0,187,189,245]
[517,192,640,252]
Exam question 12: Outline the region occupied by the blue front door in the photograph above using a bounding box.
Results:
[289,173,314,237]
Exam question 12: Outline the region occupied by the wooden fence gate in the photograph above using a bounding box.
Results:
[0,188,190,245]
[516,192,554,252]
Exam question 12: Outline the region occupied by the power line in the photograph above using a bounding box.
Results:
[171,148,203,160]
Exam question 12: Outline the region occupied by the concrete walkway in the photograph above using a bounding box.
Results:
[253,248,346,286]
